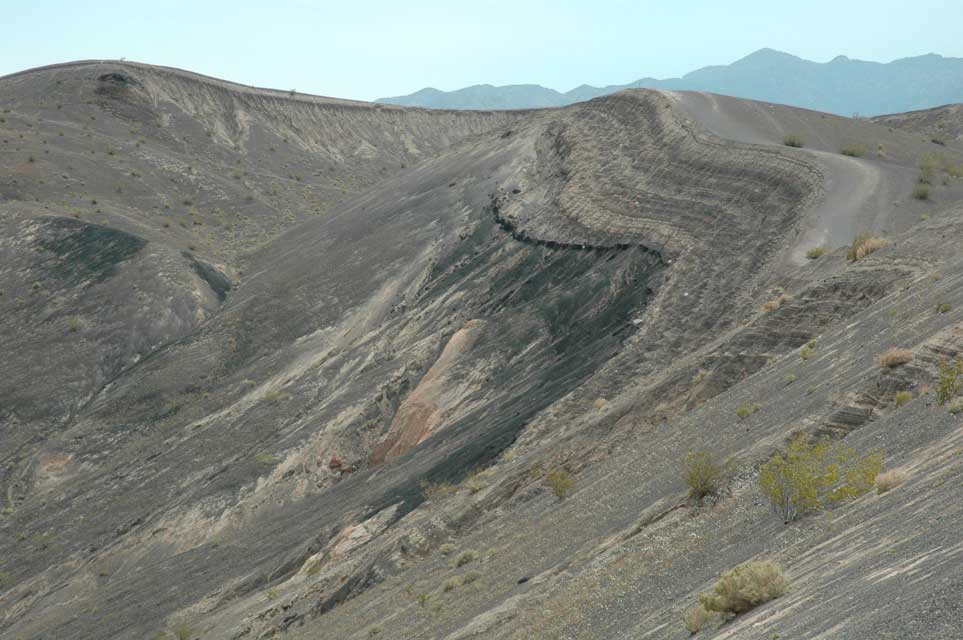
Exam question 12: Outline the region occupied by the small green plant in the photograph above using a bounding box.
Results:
[935,359,963,405]
[699,561,787,615]
[736,402,762,419]
[937,302,952,314]
[254,453,280,466]
[439,543,456,556]
[799,345,815,360]
[805,246,828,259]
[681,451,724,499]
[462,570,482,584]
[912,184,930,200]
[893,391,913,407]
[759,435,882,522]
[783,374,797,385]
[839,144,865,157]
[948,398,963,414]
[782,134,804,148]
[417,592,430,608]
[545,469,574,499]
[454,550,478,568]
[368,625,383,637]
[171,624,195,640]
[421,480,456,501]
[263,390,289,403]
[0,570,12,588]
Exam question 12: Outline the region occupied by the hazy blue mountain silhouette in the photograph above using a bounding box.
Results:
[377,48,963,115]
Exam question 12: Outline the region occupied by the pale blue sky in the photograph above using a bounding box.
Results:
[3,1,962,101]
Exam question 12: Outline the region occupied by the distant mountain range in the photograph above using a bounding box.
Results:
[377,48,963,116]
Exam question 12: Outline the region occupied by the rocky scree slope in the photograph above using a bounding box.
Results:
[1,63,963,639]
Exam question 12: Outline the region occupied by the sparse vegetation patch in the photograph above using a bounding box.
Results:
[877,347,913,369]
[759,435,882,522]
[698,561,787,615]
[782,134,804,148]
[846,234,888,261]
[682,450,724,499]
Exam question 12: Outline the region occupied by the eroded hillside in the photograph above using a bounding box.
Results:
[2,64,963,640]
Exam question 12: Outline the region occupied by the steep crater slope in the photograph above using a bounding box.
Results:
[6,81,955,640]
[0,86,833,639]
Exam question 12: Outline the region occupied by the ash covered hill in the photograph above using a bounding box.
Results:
[2,61,963,640]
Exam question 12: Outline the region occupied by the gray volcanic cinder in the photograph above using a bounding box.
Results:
[2,60,963,640]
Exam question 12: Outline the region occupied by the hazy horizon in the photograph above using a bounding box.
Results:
[4,0,963,101]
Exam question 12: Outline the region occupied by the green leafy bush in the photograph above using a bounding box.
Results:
[699,561,787,615]
[759,436,882,522]
[936,359,963,405]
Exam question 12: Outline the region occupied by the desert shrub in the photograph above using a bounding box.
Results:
[782,134,804,148]
[948,398,963,414]
[684,604,712,634]
[935,359,963,405]
[759,435,882,522]
[936,302,952,314]
[545,469,574,499]
[846,234,888,261]
[263,390,289,403]
[878,348,913,368]
[442,576,461,592]
[682,451,724,499]
[438,543,456,556]
[839,144,865,157]
[171,625,195,640]
[454,549,478,567]
[0,570,12,588]
[254,453,280,466]
[735,402,762,419]
[699,561,786,615]
[368,625,383,637]
[784,374,797,385]
[805,246,828,259]
[912,184,930,200]
[421,480,456,501]
[462,570,482,584]
[799,345,815,360]
[893,390,913,407]
[761,294,791,313]
[876,470,907,494]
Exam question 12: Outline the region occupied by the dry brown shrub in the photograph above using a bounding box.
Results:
[684,604,712,634]
[847,235,888,261]
[878,348,913,368]
[876,470,907,494]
